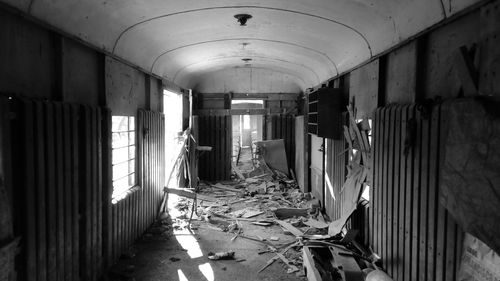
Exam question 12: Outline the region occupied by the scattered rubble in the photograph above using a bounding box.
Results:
[207,251,236,260]
[161,132,389,280]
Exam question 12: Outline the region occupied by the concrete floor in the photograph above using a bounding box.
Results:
[108,193,308,281]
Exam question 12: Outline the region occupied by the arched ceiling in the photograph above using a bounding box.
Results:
[2,0,480,91]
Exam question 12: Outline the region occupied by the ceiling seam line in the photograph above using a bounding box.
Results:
[149,38,338,76]
[172,56,319,85]
[110,5,372,57]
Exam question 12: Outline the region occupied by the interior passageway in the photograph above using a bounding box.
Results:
[1,0,500,280]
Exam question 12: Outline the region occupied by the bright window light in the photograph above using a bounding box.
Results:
[232,99,263,105]
[243,115,250,129]
[111,116,136,202]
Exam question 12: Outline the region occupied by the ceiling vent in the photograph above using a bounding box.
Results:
[234,14,252,26]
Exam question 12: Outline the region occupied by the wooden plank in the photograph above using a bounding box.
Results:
[275,220,303,237]
[91,108,98,281]
[54,103,65,281]
[386,106,396,276]
[45,102,58,281]
[96,109,103,276]
[62,104,73,281]
[411,107,422,281]
[404,105,415,281]
[71,104,80,280]
[399,105,408,281]
[81,106,92,281]
[381,106,390,270]
[454,227,464,278]
[22,100,37,281]
[392,105,402,281]
[372,109,380,253]
[226,116,232,180]
[148,112,153,226]
[419,107,431,281]
[101,108,112,269]
[34,101,48,281]
[426,103,440,280]
[444,214,457,281]
[137,111,142,237]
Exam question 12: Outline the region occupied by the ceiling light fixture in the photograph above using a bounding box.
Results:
[234,14,252,26]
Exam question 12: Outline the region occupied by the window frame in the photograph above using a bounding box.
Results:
[111,115,137,203]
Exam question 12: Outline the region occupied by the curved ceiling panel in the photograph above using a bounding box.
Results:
[150,39,337,85]
[112,7,370,87]
[193,67,304,94]
[175,57,312,89]
[1,0,481,91]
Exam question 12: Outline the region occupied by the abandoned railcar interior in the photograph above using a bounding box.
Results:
[0,0,499,280]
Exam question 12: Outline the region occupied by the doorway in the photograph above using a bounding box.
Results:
[163,89,183,187]
[231,100,264,176]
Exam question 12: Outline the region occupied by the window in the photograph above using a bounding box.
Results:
[112,116,136,202]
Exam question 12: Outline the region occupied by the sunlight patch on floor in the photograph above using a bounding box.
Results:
[177,269,189,281]
[174,228,203,259]
[199,263,215,281]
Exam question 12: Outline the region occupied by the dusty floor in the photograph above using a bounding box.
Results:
[108,188,310,281]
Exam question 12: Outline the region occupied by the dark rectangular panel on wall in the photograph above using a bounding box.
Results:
[11,99,82,281]
[371,104,464,281]
[0,96,15,281]
[197,115,232,181]
[267,114,295,172]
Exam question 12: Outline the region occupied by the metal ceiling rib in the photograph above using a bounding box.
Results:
[0,0,482,91]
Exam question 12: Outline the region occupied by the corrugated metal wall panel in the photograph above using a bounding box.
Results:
[267,115,295,172]
[11,100,82,281]
[324,113,347,221]
[372,103,464,281]
[198,115,232,181]
[7,99,165,281]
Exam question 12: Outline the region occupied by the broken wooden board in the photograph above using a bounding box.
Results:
[165,187,218,202]
[303,219,329,229]
[242,210,264,218]
[211,183,242,193]
[273,208,309,219]
[254,139,289,176]
[275,220,303,237]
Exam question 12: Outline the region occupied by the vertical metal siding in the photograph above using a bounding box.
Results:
[324,113,347,221]
[267,115,295,171]
[198,115,232,181]
[12,100,82,281]
[8,99,165,281]
[371,103,464,281]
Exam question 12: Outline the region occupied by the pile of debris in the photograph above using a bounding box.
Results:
[163,127,391,280]
[178,172,388,280]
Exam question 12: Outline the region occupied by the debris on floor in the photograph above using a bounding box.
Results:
[208,251,236,260]
[109,134,386,280]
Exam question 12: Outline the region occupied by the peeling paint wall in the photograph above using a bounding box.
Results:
[105,56,147,115]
